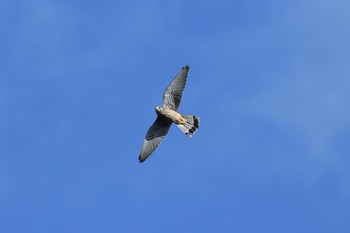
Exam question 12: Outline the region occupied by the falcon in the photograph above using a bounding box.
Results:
[138,65,200,163]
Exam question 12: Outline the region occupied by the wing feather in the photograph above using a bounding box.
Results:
[162,65,189,111]
[139,117,172,162]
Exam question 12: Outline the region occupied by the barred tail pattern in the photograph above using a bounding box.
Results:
[176,115,200,138]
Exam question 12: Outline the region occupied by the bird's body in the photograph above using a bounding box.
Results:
[138,65,200,163]
[155,106,186,125]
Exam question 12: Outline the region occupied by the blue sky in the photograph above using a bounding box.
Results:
[1,0,350,232]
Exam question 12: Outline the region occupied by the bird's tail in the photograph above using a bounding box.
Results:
[177,115,200,138]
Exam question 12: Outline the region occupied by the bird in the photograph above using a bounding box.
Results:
[138,65,200,163]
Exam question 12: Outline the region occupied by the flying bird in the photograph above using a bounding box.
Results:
[138,65,200,163]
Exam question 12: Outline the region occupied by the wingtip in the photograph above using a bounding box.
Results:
[183,65,190,70]
[138,156,145,163]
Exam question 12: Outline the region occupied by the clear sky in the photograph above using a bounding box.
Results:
[1,0,350,232]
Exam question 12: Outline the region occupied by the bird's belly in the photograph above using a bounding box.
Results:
[162,109,186,124]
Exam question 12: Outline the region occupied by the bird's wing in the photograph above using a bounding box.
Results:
[139,117,172,162]
[162,65,189,111]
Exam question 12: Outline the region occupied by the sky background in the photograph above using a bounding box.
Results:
[1,0,350,232]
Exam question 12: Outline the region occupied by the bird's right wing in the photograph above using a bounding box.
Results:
[139,117,172,163]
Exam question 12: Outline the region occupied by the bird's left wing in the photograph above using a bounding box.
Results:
[162,65,189,111]
[139,117,172,162]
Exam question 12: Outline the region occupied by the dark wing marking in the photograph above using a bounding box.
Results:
[139,117,172,163]
[162,65,189,111]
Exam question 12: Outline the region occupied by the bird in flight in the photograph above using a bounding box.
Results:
[139,65,200,163]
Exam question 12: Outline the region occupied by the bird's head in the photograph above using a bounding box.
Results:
[155,106,163,114]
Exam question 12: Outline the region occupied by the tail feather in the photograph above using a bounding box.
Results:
[177,115,200,137]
